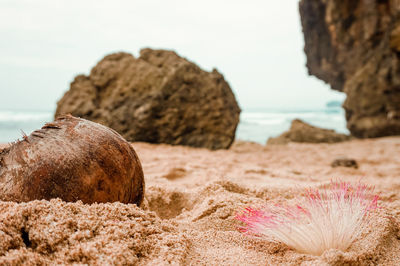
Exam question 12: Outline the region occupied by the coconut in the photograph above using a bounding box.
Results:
[0,115,144,205]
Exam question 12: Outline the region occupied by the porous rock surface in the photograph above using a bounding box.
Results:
[55,49,240,150]
[299,0,400,138]
[267,119,351,144]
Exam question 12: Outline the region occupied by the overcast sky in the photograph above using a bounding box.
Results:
[0,0,345,112]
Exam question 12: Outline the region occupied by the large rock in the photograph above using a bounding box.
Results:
[299,0,400,138]
[55,49,240,150]
[267,119,351,144]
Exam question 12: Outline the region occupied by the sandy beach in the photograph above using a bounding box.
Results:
[2,0,400,265]
[0,138,400,265]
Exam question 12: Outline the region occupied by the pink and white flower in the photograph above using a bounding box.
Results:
[236,181,379,255]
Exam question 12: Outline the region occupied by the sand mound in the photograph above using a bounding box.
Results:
[1,138,400,264]
[0,199,187,265]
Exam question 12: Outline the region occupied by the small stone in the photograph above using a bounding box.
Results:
[331,157,358,169]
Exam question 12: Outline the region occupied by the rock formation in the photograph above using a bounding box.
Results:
[267,119,351,144]
[299,0,400,138]
[55,49,240,150]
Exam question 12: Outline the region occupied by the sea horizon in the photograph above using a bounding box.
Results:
[0,106,347,144]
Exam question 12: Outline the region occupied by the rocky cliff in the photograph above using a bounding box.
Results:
[299,0,400,137]
[55,49,240,150]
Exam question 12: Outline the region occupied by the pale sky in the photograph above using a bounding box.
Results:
[0,0,345,111]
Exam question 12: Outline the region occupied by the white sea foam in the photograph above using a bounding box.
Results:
[0,110,52,122]
[236,108,347,143]
[0,110,53,142]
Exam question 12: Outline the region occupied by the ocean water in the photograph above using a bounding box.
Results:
[0,107,347,144]
[236,107,347,144]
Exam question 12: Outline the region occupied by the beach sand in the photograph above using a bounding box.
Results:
[1,138,400,265]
